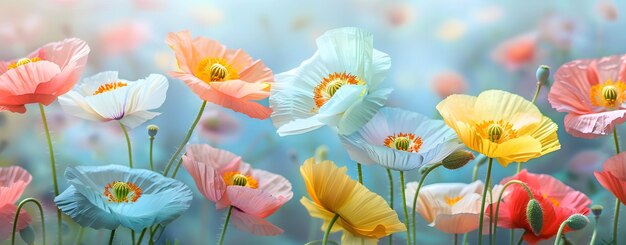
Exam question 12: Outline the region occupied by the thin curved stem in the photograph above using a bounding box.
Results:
[149,137,154,171]
[136,228,147,245]
[73,226,84,245]
[119,122,133,168]
[163,100,207,176]
[412,163,442,245]
[510,230,515,245]
[108,229,116,245]
[516,163,521,173]
[531,82,542,104]
[590,216,599,245]
[171,158,184,178]
[516,234,524,245]
[478,158,494,245]
[131,230,136,245]
[356,163,363,183]
[38,104,62,245]
[454,234,458,245]
[218,206,234,245]
[553,221,568,245]
[612,127,620,245]
[400,171,411,245]
[11,198,45,245]
[493,180,535,244]
[322,214,340,245]
[387,169,394,245]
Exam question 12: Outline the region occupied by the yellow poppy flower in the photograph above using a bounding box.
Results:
[436,90,560,167]
[300,158,406,244]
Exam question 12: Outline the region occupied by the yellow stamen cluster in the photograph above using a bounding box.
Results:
[103,181,142,203]
[475,120,517,143]
[542,193,560,207]
[590,80,626,109]
[7,57,42,70]
[444,195,463,206]
[93,82,128,95]
[384,132,423,153]
[194,58,239,83]
[313,72,365,109]
[223,172,258,189]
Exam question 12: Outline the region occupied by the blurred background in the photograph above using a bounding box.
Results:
[1,0,625,244]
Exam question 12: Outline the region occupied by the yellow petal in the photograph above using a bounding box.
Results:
[300,158,356,211]
[300,197,342,233]
[436,94,478,126]
[492,135,542,166]
[341,232,379,245]
[474,90,543,130]
[531,116,561,155]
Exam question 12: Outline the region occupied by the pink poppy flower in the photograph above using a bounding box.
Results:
[0,166,32,240]
[0,38,90,113]
[165,31,274,119]
[488,170,590,244]
[595,152,626,205]
[182,144,292,235]
[548,55,626,138]
[98,20,151,56]
[431,71,468,98]
[492,32,538,71]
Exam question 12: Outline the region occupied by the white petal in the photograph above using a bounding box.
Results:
[276,116,325,136]
[84,87,129,120]
[76,71,120,96]
[125,74,169,113]
[368,49,391,89]
[58,91,107,122]
[316,27,373,79]
[119,111,160,129]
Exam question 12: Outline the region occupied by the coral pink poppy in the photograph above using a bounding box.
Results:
[548,54,626,138]
[165,31,274,119]
[595,152,626,205]
[492,32,538,71]
[0,166,32,240]
[488,170,590,244]
[431,71,468,98]
[0,38,90,113]
[182,144,292,235]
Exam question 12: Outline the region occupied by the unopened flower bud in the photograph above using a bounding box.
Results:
[566,214,589,230]
[20,226,35,245]
[315,145,329,162]
[147,124,159,137]
[591,205,603,217]
[442,150,475,169]
[526,199,543,235]
[536,65,551,86]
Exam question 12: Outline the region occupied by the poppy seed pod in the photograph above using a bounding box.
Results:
[566,214,589,230]
[526,199,543,235]
[442,150,475,169]
[536,65,551,86]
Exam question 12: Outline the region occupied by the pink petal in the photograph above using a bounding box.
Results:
[563,111,626,138]
[432,213,480,234]
[0,61,61,96]
[205,89,272,119]
[238,60,273,84]
[230,209,283,236]
[252,169,293,200]
[595,152,626,205]
[549,59,597,115]
[0,166,32,205]
[208,80,270,100]
[0,105,26,113]
[224,48,254,73]
[35,38,90,96]
[165,31,196,73]
[0,204,31,240]
[184,144,242,174]
[225,186,286,218]
[182,155,226,203]
[168,71,212,99]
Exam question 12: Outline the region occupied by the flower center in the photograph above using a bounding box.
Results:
[103,181,142,203]
[194,58,239,83]
[590,80,626,108]
[223,172,258,189]
[475,120,517,143]
[313,72,365,109]
[93,82,128,95]
[444,195,463,206]
[7,57,42,70]
[384,132,423,153]
[542,193,560,207]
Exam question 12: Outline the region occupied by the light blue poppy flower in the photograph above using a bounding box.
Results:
[270,27,393,136]
[54,165,192,231]
[340,107,464,171]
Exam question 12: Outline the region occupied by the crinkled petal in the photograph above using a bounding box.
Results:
[230,209,283,236]
[563,111,626,138]
[54,186,119,230]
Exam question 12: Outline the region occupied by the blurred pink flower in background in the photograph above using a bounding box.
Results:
[0,166,32,240]
[133,0,165,10]
[198,107,240,144]
[98,21,151,56]
[0,38,90,113]
[431,71,468,98]
[385,3,415,27]
[568,150,604,176]
[539,14,576,50]
[471,5,503,24]
[595,152,626,205]
[597,0,618,21]
[492,32,538,70]
[0,14,43,48]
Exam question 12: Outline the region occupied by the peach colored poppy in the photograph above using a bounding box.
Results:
[165,31,274,119]
[182,144,292,235]
[595,152,626,205]
[0,166,32,240]
[492,33,538,71]
[0,38,90,113]
[548,54,626,138]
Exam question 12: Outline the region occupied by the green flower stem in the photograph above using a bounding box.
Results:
[478,158,494,245]
[163,100,207,176]
[131,230,136,245]
[136,228,147,245]
[492,180,534,244]
[510,230,515,245]
[516,163,521,173]
[149,136,155,171]
[399,171,411,245]
[357,163,363,183]
[38,104,62,245]
[516,235,523,245]
[108,229,116,245]
[119,122,133,168]
[553,221,568,245]
[454,234,458,245]
[73,226,84,245]
[322,213,340,245]
[387,169,394,245]
[612,127,621,245]
[171,158,184,178]
[11,198,45,245]
[218,206,234,245]
[411,163,442,245]
[590,216,599,245]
